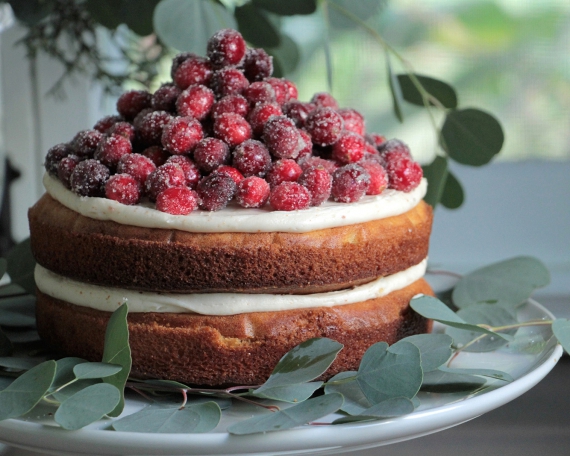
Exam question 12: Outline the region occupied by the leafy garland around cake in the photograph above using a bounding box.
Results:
[0,241,569,434]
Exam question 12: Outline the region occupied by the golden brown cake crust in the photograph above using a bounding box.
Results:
[28,194,433,293]
[35,278,433,386]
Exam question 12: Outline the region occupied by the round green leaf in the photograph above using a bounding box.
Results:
[51,358,99,402]
[359,396,415,418]
[251,381,322,403]
[55,383,121,430]
[439,366,513,383]
[0,357,41,371]
[325,371,368,415]
[268,34,300,77]
[421,369,485,393]
[6,239,36,295]
[403,334,453,372]
[440,170,464,209]
[0,310,36,328]
[397,74,458,109]
[154,0,237,53]
[552,319,570,355]
[252,0,317,16]
[441,108,504,166]
[422,155,448,208]
[452,256,550,309]
[235,3,280,48]
[73,362,123,380]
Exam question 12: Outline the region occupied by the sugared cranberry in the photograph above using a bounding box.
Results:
[170,52,199,79]
[108,122,136,142]
[70,159,110,197]
[161,116,203,155]
[283,101,315,128]
[236,176,270,208]
[266,159,302,188]
[137,111,173,146]
[331,164,370,203]
[299,166,333,206]
[283,80,298,100]
[93,115,123,134]
[297,130,313,161]
[248,102,283,136]
[116,90,152,120]
[197,172,236,211]
[368,133,387,148]
[263,116,303,159]
[207,29,247,68]
[338,108,365,136]
[360,160,388,195]
[211,94,250,118]
[243,81,276,106]
[311,92,339,109]
[378,138,411,157]
[215,165,244,185]
[363,142,380,158]
[133,108,154,130]
[270,182,311,211]
[165,155,201,188]
[305,108,344,146]
[156,187,199,215]
[243,48,273,82]
[212,68,249,97]
[94,134,132,168]
[117,153,156,185]
[384,151,423,192]
[266,78,288,104]
[173,56,213,90]
[193,137,230,173]
[152,83,182,112]
[142,145,169,167]
[105,174,140,205]
[213,112,252,147]
[232,139,271,177]
[57,155,81,189]
[72,130,103,159]
[332,131,366,164]
[298,156,338,174]
[145,163,187,201]
[176,84,215,120]
[45,143,74,176]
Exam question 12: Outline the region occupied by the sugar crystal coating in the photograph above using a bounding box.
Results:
[57,155,81,189]
[305,107,344,146]
[145,163,186,201]
[211,94,250,119]
[45,143,74,176]
[299,166,332,206]
[156,186,199,215]
[236,176,270,208]
[331,164,370,203]
[94,134,132,168]
[213,112,252,147]
[207,29,247,68]
[72,129,103,159]
[266,159,303,188]
[152,83,182,112]
[332,131,366,164]
[116,90,152,120]
[176,84,215,120]
[161,116,203,155]
[262,116,302,159]
[197,172,237,211]
[173,56,213,90]
[105,173,140,205]
[232,139,271,177]
[243,48,273,81]
[193,137,230,173]
[165,155,201,188]
[70,159,110,197]
[270,182,311,211]
[117,153,156,185]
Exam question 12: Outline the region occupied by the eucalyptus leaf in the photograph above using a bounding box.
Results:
[0,329,12,357]
[422,156,448,208]
[403,334,453,372]
[552,319,570,354]
[439,366,513,382]
[0,284,26,297]
[325,371,368,415]
[2,330,40,344]
[252,0,317,16]
[386,53,404,123]
[328,0,386,29]
[421,369,485,393]
[441,108,504,166]
[397,74,458,109]
[6,239,36,295]
[440,170,464,209]
[113,402,221,433]
[356,341,422,405]
[332,415,378,425]
[52,358,86,389]
[73,362,123,380]
[0,357,41,371]
[268,34,300,77]
[0,294,36,312]
[0,360,56,420]
[235,3,280,48]
[358,396,415,418]
[154,0,237,53]
[410,295,511,341]
[142,379,190,389]
[102,304,131,417]
[228,392,344,435]
[251,381,322,403]
[452,257,550,310]
[55,383,121,430]
[0,310,36,328]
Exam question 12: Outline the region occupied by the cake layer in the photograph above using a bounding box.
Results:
[28,195,433,294]
[35,278,433,386]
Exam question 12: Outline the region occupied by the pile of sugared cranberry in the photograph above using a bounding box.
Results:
[44,29,422,215]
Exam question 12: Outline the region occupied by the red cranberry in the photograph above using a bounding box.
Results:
[360,160,388,195]
[69,159,110,197]
[299,166,333,206]
[72,130,103,159]
[266,159,302,188]
[213,112,252,147]
[283,101,315,128]
[283,80,298,100]
[263,116,303,160]
[236,176,270,208]
[311,92,339,109]
[215,165,244,184]
[211,94,250,118]
[165,155,201,188]
[212,68,249,97]
[243,48,273,82]
[142,145,170,167]
[265,78,288,104]
[117,153,156,185]
[57,155,81,189]
[93,115,123,134]
[152,83,182,112]
[298,156,338,174]
[247,102,283,136]
[331,164,370,203]
[384,151,423,192]
[193,138,230,173]
[338,108,365,136]
[197,172,237,211]
[170,52,199,79]
[108,122,136,142]
[94,134,132,168]
[305,107,344,146]
[161,116,203,155]
[243,81,276,105]
[270,182,311,211]
[207,29,247,68]
[363,141,381,158]
[45,143,74,177]
[145,163,187,201]
[297,130,313,161]
[105,174,140,205]
[332,131,366,164]
[378,138,411,158]
[176,84,215,120]
[116,90,152,120]
[369,133,387,148]
[156,187,199,215]
[133,108,154,130]
[173,56,213,90]
[232,139,271,177]
[137,111,173,146]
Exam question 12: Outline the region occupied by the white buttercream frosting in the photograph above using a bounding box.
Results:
[35,259,427,315]
[43,174,427,233]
